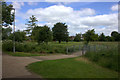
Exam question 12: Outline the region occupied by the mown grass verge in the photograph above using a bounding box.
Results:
[27,57,119,78]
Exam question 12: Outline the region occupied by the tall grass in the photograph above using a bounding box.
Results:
[2,40,83,54]
[84,42,119,72]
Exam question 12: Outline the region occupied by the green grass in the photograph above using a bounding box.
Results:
[27,57,119,78]
[84,42,119,72]
[5,52,49,57]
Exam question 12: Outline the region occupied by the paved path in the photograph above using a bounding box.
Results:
[2,51,82,78]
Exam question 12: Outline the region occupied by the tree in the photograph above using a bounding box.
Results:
[74,33,82,42]
[111,31,120,41]
[9,30,26,42]
[2,2,14,27]
[99,33,106,41]
[52,22,69,43]
[36,25,52,44]
[105,36,114,41]
[83,29,98,44]
[25,15,38,35]
[2,27,12,40]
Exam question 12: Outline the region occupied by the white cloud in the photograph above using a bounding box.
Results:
[111,4,118,11]
[28,2,38,6]
[12,2,24,10]
[16,5,118,36]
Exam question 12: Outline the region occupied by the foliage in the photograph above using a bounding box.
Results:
[2,27,12,40]
[52,22,69,43]
[35,25,53,44]
[2,2,14,27]
[111,31,120,41]
[83,29,98,43]
[25,15,38,35]
[99,33,106,41]
[9,30,26,42]
[27,57,118,78]
[74,33,82,42]
[84,43,119,72]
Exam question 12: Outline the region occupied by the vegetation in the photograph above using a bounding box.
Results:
[2,2,14,27]
[84,42,119,72]
[9,30,26,42]
[74,33,82,42]
[27,57,118,78]
[52,22,69,43]
[25,15,38,35]
[36,25,52,44]
[2,27,12,40]
[2,40,82,54]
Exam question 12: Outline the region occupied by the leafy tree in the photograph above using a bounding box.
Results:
[111,31,120,41]
[83,29,98,44]
[2,2,14,27]
[37,25,52,44]
[31,26,42,41]
[99,33,106,41]
[9,30,26,42]
[2,27,12,40]
[52,22,69,43]
[25,15,38,35]
[74,33,82,42]
[105,36,114,41]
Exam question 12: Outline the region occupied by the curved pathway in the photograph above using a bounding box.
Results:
[2,51,82,78]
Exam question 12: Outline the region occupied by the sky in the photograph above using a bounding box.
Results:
[7,2,118,36]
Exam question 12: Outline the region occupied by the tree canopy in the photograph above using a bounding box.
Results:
[25,15,38,35]
[2,2,14,27]
[74,33,82,42]
[52,22,69,43]
[83,29,98,43]
[36,25,52,44]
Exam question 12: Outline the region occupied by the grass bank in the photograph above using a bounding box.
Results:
[27,57,118,78]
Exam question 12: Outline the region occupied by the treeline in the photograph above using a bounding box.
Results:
[74,29,120,42]
[1,2,120,44]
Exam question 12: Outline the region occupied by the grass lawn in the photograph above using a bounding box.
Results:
[4,52,52,57]
[27,57,119,78]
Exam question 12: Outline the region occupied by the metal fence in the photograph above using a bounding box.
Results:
[66,44,118,55]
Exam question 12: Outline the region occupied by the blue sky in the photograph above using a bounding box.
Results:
[7,2,118,36]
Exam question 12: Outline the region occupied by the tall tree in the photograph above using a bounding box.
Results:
[111,31,120,41]
[36,25,52,44]
[25,15,38,35]
[83,29,98,44]
[99,33,106,41]
[2,2,14,27]
[52,22,69,43]
[74,33,82,42]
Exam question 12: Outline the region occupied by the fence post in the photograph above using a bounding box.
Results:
[79,45,81,51]
[66,47,68,54]
[94,45,96,52]
[73,45,75,52]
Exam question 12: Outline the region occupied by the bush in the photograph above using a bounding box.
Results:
[2,40,13,51]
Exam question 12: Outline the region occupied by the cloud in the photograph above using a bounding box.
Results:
[28,2,38,6]
[16,5,118,36]
[12,2,24,10]
[111,4,118,11]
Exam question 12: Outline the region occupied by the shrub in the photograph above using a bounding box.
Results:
[2,40,13,51]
